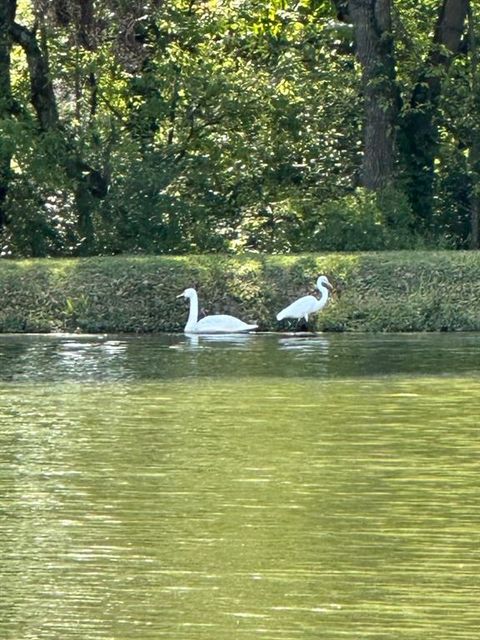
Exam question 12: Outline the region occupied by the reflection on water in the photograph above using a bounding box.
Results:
[184,333,256,349]
[0,334,479,640]
[278,335,330,352]
[1,332,480,382]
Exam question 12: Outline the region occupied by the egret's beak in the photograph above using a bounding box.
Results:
[176,293,185,299]
[325,281,334,291]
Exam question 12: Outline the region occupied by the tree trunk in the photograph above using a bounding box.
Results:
[10,21,59,130]
[336,0,399,189]
[400,0,469,229]
[0,0,16,229]
[467,2,479,249]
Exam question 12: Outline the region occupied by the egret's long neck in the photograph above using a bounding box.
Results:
[185,292,199,331]
[317,284,329,308]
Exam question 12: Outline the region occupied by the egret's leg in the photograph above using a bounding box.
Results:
[296,317,309,332]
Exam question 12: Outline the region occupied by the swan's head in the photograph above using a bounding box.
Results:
[176,287,197,300]
[316,275,333,291]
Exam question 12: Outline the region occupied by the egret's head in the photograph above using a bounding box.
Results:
[317,275,333,291]
[176,287,196,300]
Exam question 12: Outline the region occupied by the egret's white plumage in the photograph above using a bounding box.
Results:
[276,275,333,323]
[177,288,258,334]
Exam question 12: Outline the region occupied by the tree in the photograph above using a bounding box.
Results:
[12,1,111,254]
[0,0,16,229]
[399,0,469,230]
[0,0,479,256]
[466,1,480,248]
[334,0,399,189]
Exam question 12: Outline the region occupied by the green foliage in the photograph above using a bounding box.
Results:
[1,0,361,256]
[303,187,417,251]
[0,1,479,255]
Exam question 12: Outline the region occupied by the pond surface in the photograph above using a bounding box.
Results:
[0,333,479,640]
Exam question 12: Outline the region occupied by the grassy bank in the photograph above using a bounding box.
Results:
[0,252,479,333]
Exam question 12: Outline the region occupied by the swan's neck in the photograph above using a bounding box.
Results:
[185,292,199,331]
[317,284,329,308]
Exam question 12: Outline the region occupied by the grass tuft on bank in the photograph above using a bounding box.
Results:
[0,252,479,333]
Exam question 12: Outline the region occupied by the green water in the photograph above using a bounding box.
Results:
[0,333,479,639]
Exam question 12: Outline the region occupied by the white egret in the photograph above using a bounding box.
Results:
[177,288,258,334]
[276,275,333,326]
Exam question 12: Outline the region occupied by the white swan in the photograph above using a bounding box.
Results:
[177,288,258,334]
[276,275,333,324]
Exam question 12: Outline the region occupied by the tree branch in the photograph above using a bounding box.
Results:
[10,20,59,130]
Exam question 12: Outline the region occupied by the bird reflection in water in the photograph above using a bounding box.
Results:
[278,335,330,353]
[184,333,255,349]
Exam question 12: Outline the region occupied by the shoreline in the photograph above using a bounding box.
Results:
[1,251,479,333]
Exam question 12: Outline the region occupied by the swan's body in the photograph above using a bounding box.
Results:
[276,275,333,323]
[177,288,258,334]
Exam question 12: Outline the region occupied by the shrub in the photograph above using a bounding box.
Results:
[304,187,417,251]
